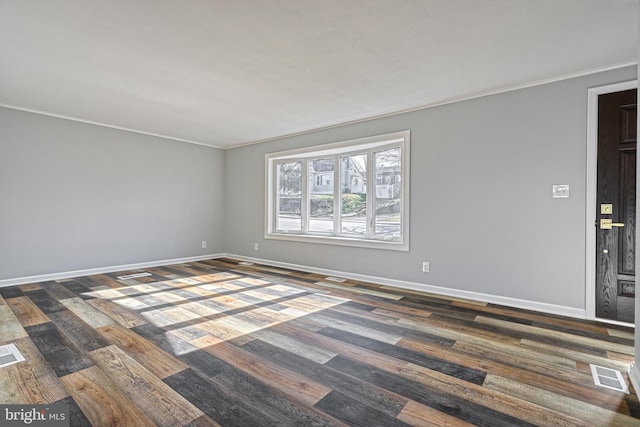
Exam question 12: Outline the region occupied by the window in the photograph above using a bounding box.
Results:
[266,130,410,251]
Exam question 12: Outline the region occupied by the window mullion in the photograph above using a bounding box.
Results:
[301,160,308,233]
[272,160,279,232]
[366,149,375,239]
[333,155,340,236]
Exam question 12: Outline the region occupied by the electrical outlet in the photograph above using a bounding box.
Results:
[422,261,430,273]
[201,241,207,249]
[254,243,259,251]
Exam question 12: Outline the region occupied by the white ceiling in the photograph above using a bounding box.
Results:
[0,1,637,149]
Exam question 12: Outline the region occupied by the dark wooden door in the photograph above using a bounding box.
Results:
[595,89,637,323]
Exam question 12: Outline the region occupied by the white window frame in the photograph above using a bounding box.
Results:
[265,130,410,251]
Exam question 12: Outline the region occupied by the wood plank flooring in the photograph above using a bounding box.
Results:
[0,257,638,426]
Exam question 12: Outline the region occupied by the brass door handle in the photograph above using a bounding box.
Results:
[601,218,625,230]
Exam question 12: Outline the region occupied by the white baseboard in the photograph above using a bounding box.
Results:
[0,253,225,288]
[224,254,586,319]
[1,252,587,320]
[629,362,640,394]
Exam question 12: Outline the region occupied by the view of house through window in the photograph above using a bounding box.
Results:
[267,131,410,251]
[309,158,335,233]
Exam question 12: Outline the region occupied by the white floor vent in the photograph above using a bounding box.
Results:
[117,272,152,280]
[238,262,254,266]
[590,364,629,393]
[325,277,346,283]
[0,344,25,368]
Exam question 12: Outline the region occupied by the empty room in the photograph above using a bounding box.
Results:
[1,1,640,426]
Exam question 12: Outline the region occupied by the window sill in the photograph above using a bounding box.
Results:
[265,232,409,251]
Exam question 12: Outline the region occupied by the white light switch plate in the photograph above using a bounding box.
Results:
[552,184,570,198]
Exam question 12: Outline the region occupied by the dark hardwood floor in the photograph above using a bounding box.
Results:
[0,258,638,426]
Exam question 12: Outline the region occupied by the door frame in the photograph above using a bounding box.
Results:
[585,80,637,325]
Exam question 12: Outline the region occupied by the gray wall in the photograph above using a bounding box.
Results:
[0,107,225,279]
[2,67,636,310]
[224,66,637,310]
